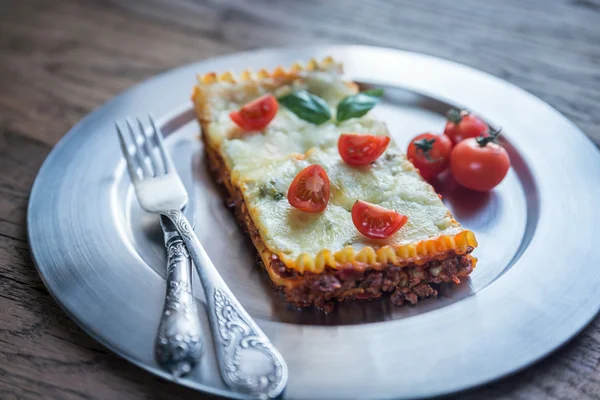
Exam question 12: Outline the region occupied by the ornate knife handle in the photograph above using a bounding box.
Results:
[155,234,203,377]
[164,209,288,399]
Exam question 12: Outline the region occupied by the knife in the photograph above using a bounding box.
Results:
[154,139,203,377]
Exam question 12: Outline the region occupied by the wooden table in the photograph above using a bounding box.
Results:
[1,0,599,398]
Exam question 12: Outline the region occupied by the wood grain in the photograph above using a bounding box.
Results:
[0,0,599,398]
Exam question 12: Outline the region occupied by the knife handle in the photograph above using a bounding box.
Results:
[163,209,287,398]
[155,233,203,377]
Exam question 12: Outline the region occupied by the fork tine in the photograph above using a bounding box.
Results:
[149,115,171,174]
[138,117,164,176]
[116,122,140,183]
[126,119,152,179]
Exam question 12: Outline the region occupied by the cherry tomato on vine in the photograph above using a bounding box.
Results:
[444,109,488,145]
[450,129,510,191]
[406,133,453,180]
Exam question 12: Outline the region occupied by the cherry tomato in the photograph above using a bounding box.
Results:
[287,165,330,213]
[229,94,278,131]
[338,133,391,166]
[406,133,453,180]
[351,200,408,239]
[450,134,510,191]
[444,109,488,145]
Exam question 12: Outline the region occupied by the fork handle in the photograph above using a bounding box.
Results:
[163,209,288,399]
[155,232,203,377]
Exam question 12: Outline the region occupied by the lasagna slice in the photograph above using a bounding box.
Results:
[192,58,477,311]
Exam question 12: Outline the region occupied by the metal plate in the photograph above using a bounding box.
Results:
[27,46,600,399]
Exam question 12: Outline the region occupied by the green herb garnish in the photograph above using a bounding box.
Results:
[336,88,384,122]
[278,90,331,125]
[362,88,385,97]
[385,152,397,161]
[259,182,285,201]
[475,127,502,147]
[446,108,464,124]
[413,137,437,161]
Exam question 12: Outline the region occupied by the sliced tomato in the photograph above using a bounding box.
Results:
[351,200,408,239]
[229,94,278,131]
[287,165,330,213]
[338,133,391,166]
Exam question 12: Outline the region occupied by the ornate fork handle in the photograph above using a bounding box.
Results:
[155,233,203,377]
[163,209,288,399]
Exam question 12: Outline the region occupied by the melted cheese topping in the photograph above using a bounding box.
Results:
[199,65,467,265]
[237,145,460,259]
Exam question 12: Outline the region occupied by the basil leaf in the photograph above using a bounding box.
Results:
[336,89,384,122]
[362,88,384,97]
[278,91,331,125]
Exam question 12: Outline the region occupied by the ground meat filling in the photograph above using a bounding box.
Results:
[202,134,474,311]
[280,255,473,311]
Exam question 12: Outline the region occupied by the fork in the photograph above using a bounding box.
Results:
[116,116,288,399]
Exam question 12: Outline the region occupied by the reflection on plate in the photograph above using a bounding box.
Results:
[28,46,600,400]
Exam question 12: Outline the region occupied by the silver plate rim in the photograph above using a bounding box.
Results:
[27,45,600,399]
